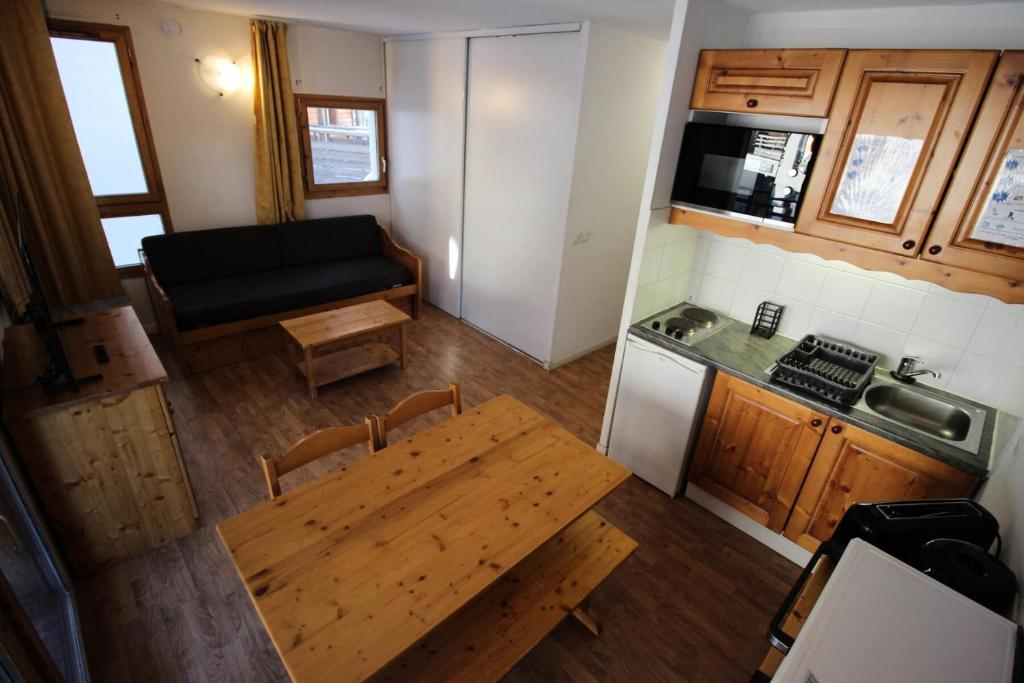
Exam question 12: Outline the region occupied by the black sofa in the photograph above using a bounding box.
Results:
[141,215,422,373]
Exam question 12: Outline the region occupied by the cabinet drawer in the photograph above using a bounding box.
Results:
[691,49,846,117]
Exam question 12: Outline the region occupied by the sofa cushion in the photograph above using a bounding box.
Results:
[274,215,382,267]
[142,225,281,287]
[165,256,414,330]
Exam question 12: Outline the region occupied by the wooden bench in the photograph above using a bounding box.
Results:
[371,510,637,682]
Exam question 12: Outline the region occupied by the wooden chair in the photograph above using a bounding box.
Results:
[261,420,378,499]
[375,383,462,447]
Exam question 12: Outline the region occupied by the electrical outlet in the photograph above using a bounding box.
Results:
[572,231,591,245]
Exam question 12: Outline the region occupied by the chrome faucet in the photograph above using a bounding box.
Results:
[891,356,941,383]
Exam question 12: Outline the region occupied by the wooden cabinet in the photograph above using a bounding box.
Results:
[691,49,846,117]
[689,373,829,532]
[796,50,998,255]
[689,374,979,552]
[783,419,977,553]
[2,306,198,575]
[924,51,1024,281]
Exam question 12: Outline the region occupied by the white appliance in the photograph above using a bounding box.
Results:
[607,333,713,496]
[774,539,1019,683]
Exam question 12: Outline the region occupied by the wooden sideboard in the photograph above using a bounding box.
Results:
[2,306,197,575]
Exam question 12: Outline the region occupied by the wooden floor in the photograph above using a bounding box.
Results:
[77,304,799,682]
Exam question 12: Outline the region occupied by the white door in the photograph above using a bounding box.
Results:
[461,32,583,363]
[385,38,467,317]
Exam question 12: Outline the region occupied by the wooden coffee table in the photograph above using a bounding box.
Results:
[279,300,411,399]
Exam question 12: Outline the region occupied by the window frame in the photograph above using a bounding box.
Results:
[48,19,172,277]
[295,94,389,199]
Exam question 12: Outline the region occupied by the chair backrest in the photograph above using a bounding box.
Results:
[261,419,378,499]
[376,383,462,447]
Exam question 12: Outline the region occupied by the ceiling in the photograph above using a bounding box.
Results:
[166,0,676,37]
[164,0,1020,38]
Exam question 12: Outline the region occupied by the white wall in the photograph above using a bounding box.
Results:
[385,37,467,318]
[46,0,389,329]
[744,3,1024,49]
[597,0,750,450]
[549,23,667,365]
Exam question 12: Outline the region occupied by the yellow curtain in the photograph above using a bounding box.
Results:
[251,20,306,225]
[0,0,123,311]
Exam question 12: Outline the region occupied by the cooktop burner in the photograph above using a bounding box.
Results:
[639,303,733,346]
[664,317,697,336]
[683,307,718,328]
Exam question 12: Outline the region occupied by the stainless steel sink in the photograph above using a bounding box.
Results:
[854,376,986,454]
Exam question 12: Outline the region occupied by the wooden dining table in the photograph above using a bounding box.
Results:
[217,395,634,682]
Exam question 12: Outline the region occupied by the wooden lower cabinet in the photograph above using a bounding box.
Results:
[783,419,978,552]
[3,306,198,576]
[689,373,829,532]
[690,373,979,553]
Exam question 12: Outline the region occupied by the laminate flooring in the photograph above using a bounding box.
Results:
[75,304,799,682]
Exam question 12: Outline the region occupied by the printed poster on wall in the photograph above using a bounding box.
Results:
[830,133,924,225]
[969,148,1024,249]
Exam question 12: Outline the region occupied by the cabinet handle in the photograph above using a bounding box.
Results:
[928,245,942,255]
[810,418,822,428]
[902,240,916,250]
[746,98,758,108]
[831,425,843,434]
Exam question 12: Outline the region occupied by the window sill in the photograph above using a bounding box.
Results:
[305,184,389,200]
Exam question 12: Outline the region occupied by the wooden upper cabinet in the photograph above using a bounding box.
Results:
[796,50,998,255]
[783,419,977,553]
[691,49,846,117]
[689,373,829,532]
[923,51,1024,282]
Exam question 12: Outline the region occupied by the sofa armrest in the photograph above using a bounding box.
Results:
[140,248,181,346]
[379,227,423,318]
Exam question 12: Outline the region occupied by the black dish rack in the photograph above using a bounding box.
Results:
[771,335,879,406]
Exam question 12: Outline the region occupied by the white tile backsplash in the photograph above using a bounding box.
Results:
[816,270,873,318]
[911,295,985,349]
[776,260,828,304]
[633,229,1024,417]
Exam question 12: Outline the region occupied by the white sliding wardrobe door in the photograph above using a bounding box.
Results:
[385,38,467,317]
[461,31,583,363]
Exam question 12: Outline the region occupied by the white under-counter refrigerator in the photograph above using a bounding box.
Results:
[607,333,713,496]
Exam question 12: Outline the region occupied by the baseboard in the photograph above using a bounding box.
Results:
[546,336,617,371]
[685,484,811,567]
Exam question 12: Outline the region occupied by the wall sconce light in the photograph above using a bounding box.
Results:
[195,56,242,97]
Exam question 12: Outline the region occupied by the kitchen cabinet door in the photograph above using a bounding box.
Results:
[783,419,978,553]
[923,51,1024,282]
[690,49,846,117]
[689,373,829,532]
[796,50,997,255]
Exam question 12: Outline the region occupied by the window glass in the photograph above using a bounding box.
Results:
[50,37,148,196]
[100,214,164,267]
[306,106,380,185]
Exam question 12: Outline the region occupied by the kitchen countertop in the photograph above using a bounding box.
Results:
[630,320,1004,478]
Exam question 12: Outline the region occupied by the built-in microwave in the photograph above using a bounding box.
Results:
[670,122,821,230]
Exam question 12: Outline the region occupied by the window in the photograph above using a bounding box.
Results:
[295,95,388,198]
[49,20,171,275]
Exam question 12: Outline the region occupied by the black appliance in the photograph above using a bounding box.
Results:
[13,196,101,392]
[671,122,821,227]
[768,499,1016,659]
